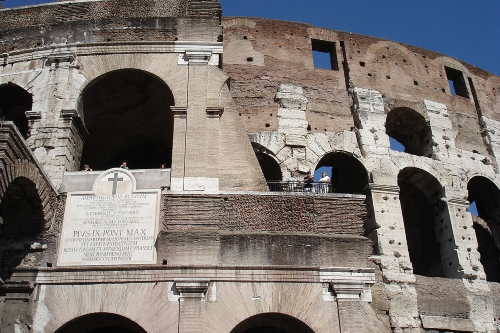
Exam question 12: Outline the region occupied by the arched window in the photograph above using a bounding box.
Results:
[467,176,500,282]
[315,152,368,194]
[55,313,148,333]
[230,313,315,333]
[398,168,458,278]
[0,177,44,280]
[386,107,432,157]
[0,82,32,139]
[79,69,174,170]
[252,143,282,187]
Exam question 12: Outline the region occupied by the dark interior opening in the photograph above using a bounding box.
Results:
[0,177,44,239]
[0,177,44,281]
[467,176,500,282]
[316,152,368,194]
[80,69,174,171]
[231,313,315,333]
[398,168,453,277]
[55,313,147,333]
[385,107,432,157]
[0,82,32,139]
[445,66,469,98]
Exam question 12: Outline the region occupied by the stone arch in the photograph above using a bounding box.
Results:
[398,167,460,278]
[0,176,46,280]
[385,106,433,157]
[55,312,148,333]
[75,54,187,107]
[0,82,32,139]
[222,18,257,29]
[78,68,175,170]
[315,151,369,194]
[208,67,230,106]
[252,142,282,185]
[366,41,414,59]
[365,40,417,71]
[0,159,56,230]
[434,56,473,79]
[230,313,315,333]
[307,27,338,43]
[467,176,500,282]
[219,78,233,107]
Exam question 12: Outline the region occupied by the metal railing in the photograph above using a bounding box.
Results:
[266,181,333,193]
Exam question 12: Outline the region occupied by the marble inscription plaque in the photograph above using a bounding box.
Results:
[57,169,160,266]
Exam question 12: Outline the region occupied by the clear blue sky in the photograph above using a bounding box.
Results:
[2,0,498,75]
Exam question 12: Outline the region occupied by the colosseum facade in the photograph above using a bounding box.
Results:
[0,1,499,332]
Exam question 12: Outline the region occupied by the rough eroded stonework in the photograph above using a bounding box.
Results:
[0,1,499,333]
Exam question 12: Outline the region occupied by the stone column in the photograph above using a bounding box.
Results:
[446,196,485,280]
[170,107,187,191]
[175,279,210,333]
[425,100,458,162]
[481,116,500,165]
[352,88,390,157]
[365,184,421,331]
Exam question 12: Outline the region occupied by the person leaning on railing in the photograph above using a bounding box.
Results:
[286,171,298,191]
[318,172,331,193]
[303,171,315,192]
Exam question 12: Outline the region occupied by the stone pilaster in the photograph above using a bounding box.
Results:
[175,279,210,333]
[171,106,188,191]
[365,184,421,331]
[321,268,375,333]
[206,107,223,179]
[352,88,390,156]
[425,100,458,162]
[447,196,485,280]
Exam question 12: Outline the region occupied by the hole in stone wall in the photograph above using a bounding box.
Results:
[414,80,419,86]
[0,82,32,139]
[311,39,339,70]
[385,107,433,157]
[265,123,270,127]
[359,61,365,67]
[467,176,500,282]
[398,168,455,278]
[79,69,174,171]
[247,57,254,62]
[315,152,368,194]
[445,66,469,98]
[0,177,44,281]
[252,143,282,188]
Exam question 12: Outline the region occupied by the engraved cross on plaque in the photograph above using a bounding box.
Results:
[107,172,124,195]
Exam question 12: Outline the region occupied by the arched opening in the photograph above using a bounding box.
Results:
[79,69,174,171]
[315,152,368,194]
[252,143,282,188]
[467,176,500,282]
[230,313,315,333]
[55,313,148,333]
[0,82,32,139]
[398,168,458,278]
[386,107,432,157]
[0,177,44,280]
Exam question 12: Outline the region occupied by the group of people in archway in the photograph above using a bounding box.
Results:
[285,171,332,193]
